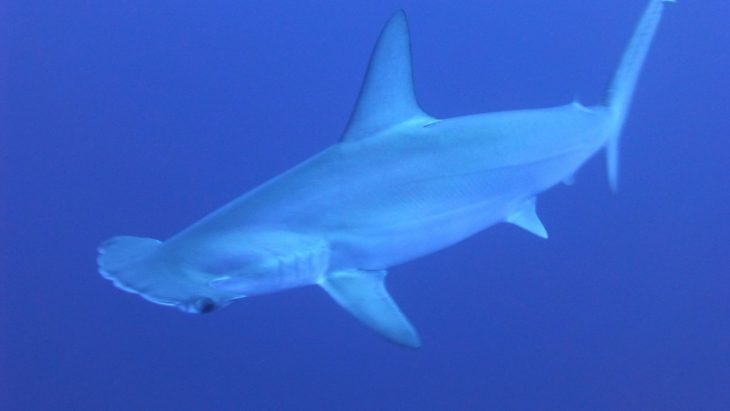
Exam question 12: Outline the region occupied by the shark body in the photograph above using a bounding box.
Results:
[99,1,672,347]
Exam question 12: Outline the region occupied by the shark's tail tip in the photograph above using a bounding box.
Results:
[603,0,670,192]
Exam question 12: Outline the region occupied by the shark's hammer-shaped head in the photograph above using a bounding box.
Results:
[98,231,330,314]
[97,236,242,314]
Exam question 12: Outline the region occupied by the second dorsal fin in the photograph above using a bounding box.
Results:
[340,11,430,143]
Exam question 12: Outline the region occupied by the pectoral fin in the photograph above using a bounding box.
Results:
[319,269,420,348]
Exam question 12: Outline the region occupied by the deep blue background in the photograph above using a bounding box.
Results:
[2,1,729,409]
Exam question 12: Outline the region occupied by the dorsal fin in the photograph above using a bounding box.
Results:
[340,10,430,143]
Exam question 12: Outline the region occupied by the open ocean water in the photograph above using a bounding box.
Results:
[1,1,729,410]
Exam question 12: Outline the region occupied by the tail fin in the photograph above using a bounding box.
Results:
[604,0,673,191]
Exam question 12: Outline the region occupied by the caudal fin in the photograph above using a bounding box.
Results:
[604,0,673,191]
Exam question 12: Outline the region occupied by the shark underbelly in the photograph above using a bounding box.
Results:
[167,117,602,276]
[318,147,595,270]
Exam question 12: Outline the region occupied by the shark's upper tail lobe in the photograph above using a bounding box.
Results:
[604,0,673,191]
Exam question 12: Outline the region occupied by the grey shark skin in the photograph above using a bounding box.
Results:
[98,0,672,347]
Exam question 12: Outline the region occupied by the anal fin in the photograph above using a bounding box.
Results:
[319,269,420,348]
[506,198,548,239]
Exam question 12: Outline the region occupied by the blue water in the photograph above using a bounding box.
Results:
[2,1,729,409]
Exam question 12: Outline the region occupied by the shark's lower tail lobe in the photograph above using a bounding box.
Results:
[604,0,672,191]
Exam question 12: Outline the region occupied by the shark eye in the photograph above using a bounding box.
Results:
[178,298,217,314]
[195,298,217,314]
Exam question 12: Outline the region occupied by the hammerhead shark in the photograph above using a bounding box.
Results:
[98,0,672,347]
